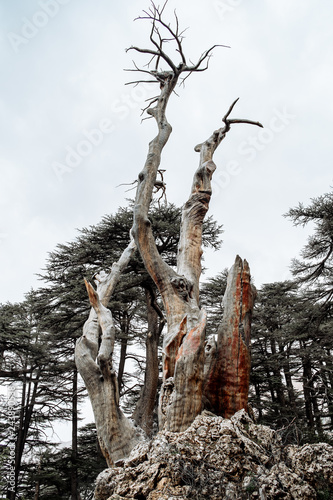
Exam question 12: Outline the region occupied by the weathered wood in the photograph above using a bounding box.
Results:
[75,4,262,460]
[177,160,216,304]
[204,256,256,417]
[132,94,261,432]
[75,241,144,466]
[161,310,207,432]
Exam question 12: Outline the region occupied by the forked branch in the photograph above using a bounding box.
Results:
[128,2,227,314]
[178,99,263,303]
[75,237,142,465]
[222,97,263,128]
[125,0,228,98]
[195,98,263,162]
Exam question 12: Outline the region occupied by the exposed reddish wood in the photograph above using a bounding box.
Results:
[156,99,261,430]
[204,256,255,418]
[126,12,262,435]
[176,311,206,361]
[75,2,262,458]
[160,310,207,432]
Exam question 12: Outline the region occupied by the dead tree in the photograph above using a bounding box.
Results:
[75,1,262,466]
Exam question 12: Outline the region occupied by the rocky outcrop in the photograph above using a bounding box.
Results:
[94,409,333,500]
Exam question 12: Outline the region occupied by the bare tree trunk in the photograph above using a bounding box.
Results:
[75,241,144,466]
[71,365,81,500]
[280,344,297,413]
[75,3,261,462]
[302,352,315,431]
[117,312,129,394]
[270,338,286,422]
[9,369,40,500]
[132,286,164,436]
[204,257,255,417]
[254,382,263,421]
[34,459,41,500]
[322,357,333,429]
[33,476,40,500]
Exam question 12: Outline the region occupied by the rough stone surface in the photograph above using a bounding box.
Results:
[94,409,333,500]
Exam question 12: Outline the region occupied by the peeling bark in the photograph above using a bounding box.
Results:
[161,309,207,432]
[128,62,210,433]
[75,4,261,460]
[131,94,260,432]
[204,256,256,418]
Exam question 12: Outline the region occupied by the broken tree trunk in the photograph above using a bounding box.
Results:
[74,240,144,466]
[157,102,260,432]
[158,146,218,432]
[75,3,262,463]
[204,256,256,417]
[129,91,261,434]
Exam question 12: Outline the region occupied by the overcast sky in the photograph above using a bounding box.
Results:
[1,0,332,305]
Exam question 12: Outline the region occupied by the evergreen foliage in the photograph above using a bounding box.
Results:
[1,190,333,496]
[286,189,333,302]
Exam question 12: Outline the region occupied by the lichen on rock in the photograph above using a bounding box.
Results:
[94,409,333,500]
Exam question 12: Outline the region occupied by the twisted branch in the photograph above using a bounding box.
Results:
[194,98,263,162]
[125,0,228,99]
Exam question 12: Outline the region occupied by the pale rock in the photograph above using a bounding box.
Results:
[94,409,333,500]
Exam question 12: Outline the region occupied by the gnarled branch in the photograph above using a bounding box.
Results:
[75,238,143,465]
[195,97,263,161]
[125,1,228,94]
[178,99,263,304]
